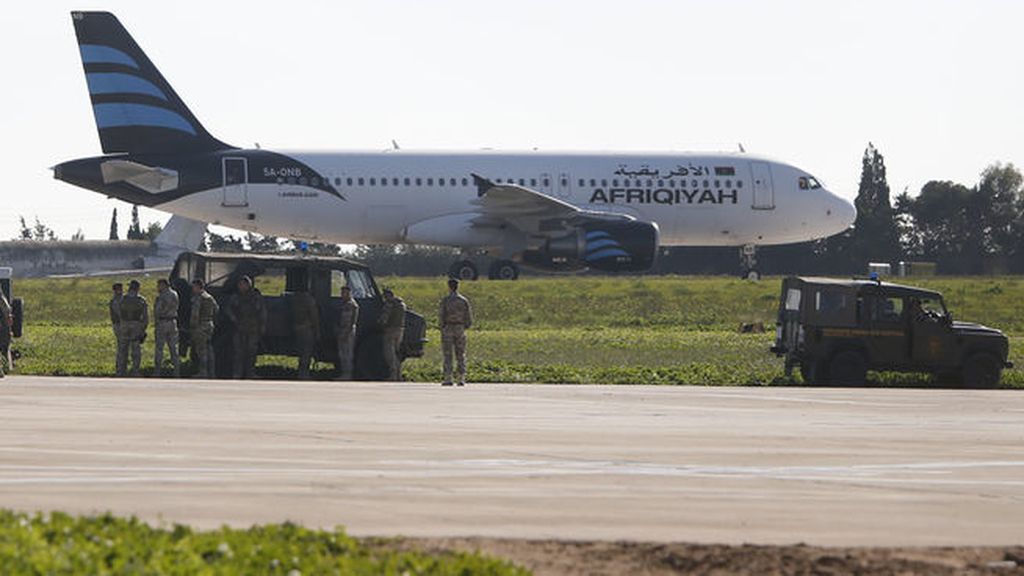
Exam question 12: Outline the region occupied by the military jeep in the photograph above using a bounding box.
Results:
[772,276,1012,388]
[169,252,426,379]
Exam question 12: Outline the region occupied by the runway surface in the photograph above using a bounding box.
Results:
[0,376,1022,546]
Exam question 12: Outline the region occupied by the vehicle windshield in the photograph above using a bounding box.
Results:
[908,296,947,321]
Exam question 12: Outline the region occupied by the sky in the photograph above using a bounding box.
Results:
[2,0,1022,241]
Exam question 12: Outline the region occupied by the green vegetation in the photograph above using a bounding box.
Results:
[0,510,526,575]
[8,275,1024,386]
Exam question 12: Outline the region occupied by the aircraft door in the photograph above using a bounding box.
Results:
[222,157,249,207]
[556,173,572,199]
[750,161,774,210]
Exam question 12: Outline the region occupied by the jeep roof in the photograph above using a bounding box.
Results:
[786,276,943,300]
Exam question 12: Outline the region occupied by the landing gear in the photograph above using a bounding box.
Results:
[448,259,479,281]
[487,259,520,281]
[740,244,761,281]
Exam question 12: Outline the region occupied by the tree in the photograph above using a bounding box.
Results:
[127,205,144,240]
[206,231,245,252]
[847,143,901,269]
[17,216,32,240]
[71,229,85,241]
[246,233,282,253]
[109,208,119,240]
[145,221,163,241]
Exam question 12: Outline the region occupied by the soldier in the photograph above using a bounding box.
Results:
[153,279,180,378]
[226,276,267,379]
[439,278,473,386]
[117,280,149,377]
[288,284,320,380]
[109,282,124,372]
[378,288,406,381]
[190,279,219,378]
[335,285,359,380]
[0,288,12,379]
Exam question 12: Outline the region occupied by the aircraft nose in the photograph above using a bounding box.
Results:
[826,191,856,232]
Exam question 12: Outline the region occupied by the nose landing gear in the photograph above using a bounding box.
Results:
[740,244,761,281]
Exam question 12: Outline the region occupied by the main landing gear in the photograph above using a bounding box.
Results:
[447,258,520,281]
[740,244,761,281]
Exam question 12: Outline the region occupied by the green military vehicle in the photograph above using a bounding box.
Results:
[772,276,1012,388]
[169,252,426,379]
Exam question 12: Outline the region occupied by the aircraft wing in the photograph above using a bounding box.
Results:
[470,173,632,234]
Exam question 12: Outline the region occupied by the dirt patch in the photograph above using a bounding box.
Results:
[370,537,1024,575]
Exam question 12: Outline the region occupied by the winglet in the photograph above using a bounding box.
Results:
[471,173,495,198]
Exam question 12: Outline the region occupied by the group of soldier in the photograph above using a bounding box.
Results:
[105,275,473,385]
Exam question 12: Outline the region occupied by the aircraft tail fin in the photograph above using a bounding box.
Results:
[71,11,232,155]
[154,215,208,254]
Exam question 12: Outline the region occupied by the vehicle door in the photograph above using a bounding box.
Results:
[909,297,957,368]
[861,290,910,368]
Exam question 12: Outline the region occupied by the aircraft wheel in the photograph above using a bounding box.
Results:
[449,260,479,281]
[487,260,519,281]
[742,268,761,282]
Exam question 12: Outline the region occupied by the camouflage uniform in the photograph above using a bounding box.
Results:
[190,289,219,378]
[109,291,123,373]
[153,286,180,378]
[288,291,320,380]
[335,296,359,380]
[226,288,267,379]
[0,292,11,378]
[440,291,473,385]
[117,292,149,377]
[379,295,406,381]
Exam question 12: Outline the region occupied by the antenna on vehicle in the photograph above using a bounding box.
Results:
[255,142,261,149]
[391,139,400,150]
[738,143,746,153]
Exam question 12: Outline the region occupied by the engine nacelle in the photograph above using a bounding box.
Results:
[522,220,659,272]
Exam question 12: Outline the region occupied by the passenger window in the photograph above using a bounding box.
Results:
[450,178,456,186]
[578,179,585,187]
[714,180,720,188]
[344,270,377,299]
[589,179,596,187]
[785,288,801,311]
[461,178,468,186]
[657,180,664,187]
[518,178,525,185]
[369,178,376,186]
[334,177,341,186]
[415,178,422,186]
[601,179,607,187]
[645,179,652,187]
[438,178,445,187]
[612,179,619,187]
[624,179,631,187]
[725,180,732,188]
[561,178,569,187]
[404,177,410,186]
[870,296,904,322]
[814,289,856,326]
[737,180,744,188]
[531,179,537,187]
[347,177,353,186]
[358,178,364,186]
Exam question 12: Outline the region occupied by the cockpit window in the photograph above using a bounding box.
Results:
[798,176,823,190]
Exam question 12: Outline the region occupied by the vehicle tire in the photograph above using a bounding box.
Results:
[449,260,479,281]
[487,259,519,281]
[354,332,389,381]
[10,298,23,338]
[962,353,1001,389]
[799,361,821,385]
[828,350,867,387]
[742,268,761,282]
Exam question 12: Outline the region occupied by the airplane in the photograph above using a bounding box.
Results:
[54,11,856,281]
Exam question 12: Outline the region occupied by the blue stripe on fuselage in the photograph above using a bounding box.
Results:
[80,44,139,68]
[93,103,196,135]
[86,73,167,100]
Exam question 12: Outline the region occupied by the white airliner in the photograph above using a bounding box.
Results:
[55,11,856,280]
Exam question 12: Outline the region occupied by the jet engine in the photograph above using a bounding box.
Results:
[522,220,659,272]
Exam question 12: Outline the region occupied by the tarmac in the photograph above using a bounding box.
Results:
[0,376,1022,546]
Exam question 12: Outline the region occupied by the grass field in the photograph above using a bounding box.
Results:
[8,275,1024,387]
[0,510,526,575]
